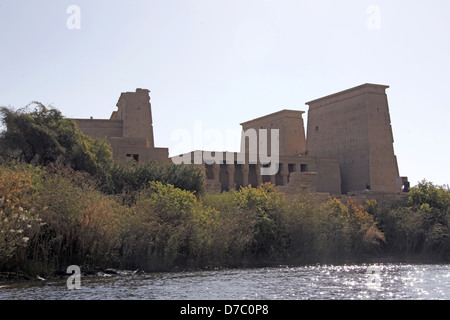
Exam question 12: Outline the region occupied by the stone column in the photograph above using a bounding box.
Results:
[212,163,221,190]
[227,164,236,191]
[256,163,262,186]
[242,164,249,187]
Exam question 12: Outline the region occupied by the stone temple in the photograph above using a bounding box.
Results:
[73,83,409,196]
[73,88,170,164]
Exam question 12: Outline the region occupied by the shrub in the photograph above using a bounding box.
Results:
[27,171,122,274]
[233,183,287,260]
[0,164,41,271]
[0,103,113,181]
[201,191,258,267]
[407,180,450,211]
[281,194,385,264]
[104,161,205,203]
[2,156,449,276]
[120,182,199,270]
[367,181,450,261]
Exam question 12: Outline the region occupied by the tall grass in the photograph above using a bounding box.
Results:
[0,163,40,272]
[0,162,123,275]
[1,162,449,277]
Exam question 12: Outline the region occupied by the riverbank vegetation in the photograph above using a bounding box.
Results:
[1,104,449,278]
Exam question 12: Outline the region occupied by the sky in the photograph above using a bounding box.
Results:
[0,0,449,187]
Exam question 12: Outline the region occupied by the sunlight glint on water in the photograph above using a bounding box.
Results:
[0,264,449,300]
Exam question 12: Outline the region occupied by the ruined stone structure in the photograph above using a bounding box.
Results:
[306,83,400,194]
[171,83,405,195]
[73,88,169,164]
[74,83,406,196]
[240,109,306,156]
[171,108,342,194]
[173,148,341,194]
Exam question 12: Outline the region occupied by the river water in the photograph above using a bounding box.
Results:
[0,264,449,300]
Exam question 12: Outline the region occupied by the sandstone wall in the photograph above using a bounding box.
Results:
[306,83,400,194]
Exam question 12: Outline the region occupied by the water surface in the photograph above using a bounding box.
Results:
[1,264,449,300]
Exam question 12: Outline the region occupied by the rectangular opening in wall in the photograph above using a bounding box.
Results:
[287,163,296,184]
[262,163,270,183]
[301,164,308,172]
[234,162,243,190]
[219,164,228,192]
[205,164,214,180]
[249,164,257,187]
[126,154,139,162]
[275,163,283,186]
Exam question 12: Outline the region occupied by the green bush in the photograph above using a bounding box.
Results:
[2,157,449,277]
[0,163,123,275]
[120,182,201,270]
[407,180,450,211]
[233,183,287,260]
[280,194,385,264]
[103,161,205,203]
[0,103,113,181]
[201,191,257,267]
[369,180,450,261]
[26,172,122,274]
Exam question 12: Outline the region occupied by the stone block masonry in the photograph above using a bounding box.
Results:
[72,83,406,196]
[73,88,169,164]
[306,83,401,194]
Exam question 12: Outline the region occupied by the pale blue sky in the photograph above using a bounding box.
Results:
[1,0,449,187]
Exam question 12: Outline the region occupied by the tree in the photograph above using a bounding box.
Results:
[407,180,450,212]
[233,183,287,259]
[0,103,113,179]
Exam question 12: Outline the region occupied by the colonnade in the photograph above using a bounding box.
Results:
[206,162,306,191]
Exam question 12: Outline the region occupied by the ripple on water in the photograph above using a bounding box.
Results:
[0,264,449,300]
